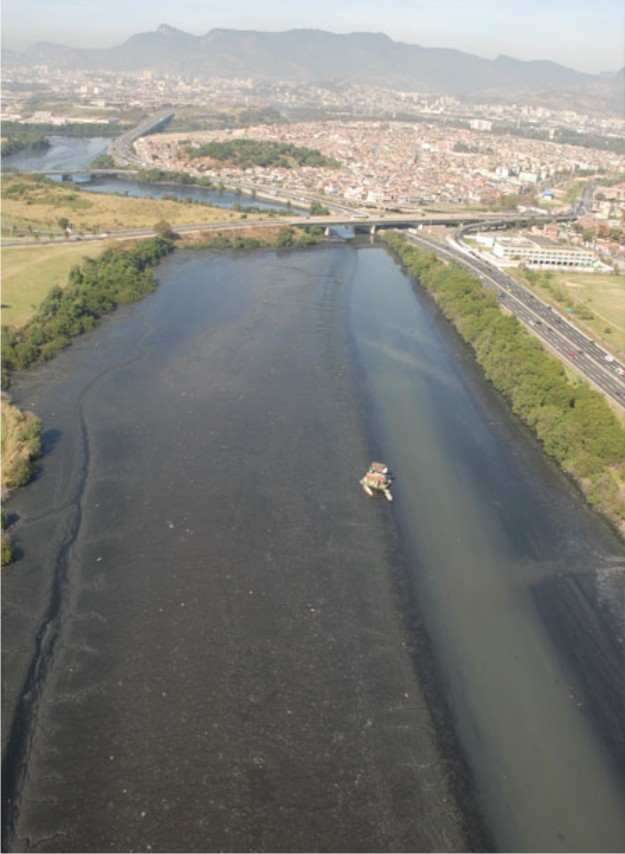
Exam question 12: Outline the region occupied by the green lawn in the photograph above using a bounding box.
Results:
[559,272,625,345]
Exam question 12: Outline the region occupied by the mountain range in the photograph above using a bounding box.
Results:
[4,24,623,106]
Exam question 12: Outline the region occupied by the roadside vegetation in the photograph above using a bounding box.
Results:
[134,167,217,187]
[384,232,625,536]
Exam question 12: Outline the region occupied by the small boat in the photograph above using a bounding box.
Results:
[360,461,393,502]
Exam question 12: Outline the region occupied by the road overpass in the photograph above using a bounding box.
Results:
[107,108,175,168]
[297,210,572,233]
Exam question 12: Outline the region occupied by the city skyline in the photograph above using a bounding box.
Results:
[2,0,624,76]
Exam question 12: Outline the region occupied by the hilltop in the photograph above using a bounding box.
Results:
[3,25,623,112]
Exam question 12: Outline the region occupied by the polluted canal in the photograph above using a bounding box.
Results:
[2,240,625,852]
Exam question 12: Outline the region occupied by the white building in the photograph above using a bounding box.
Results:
[492,235,599,269]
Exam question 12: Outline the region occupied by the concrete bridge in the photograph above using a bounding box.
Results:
[318,210,572,235]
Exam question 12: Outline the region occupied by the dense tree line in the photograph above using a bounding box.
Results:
[1,120,127,140]
[383,232,625,529]
[90,153,117,169]
[1,236,175,386]
[185,138,340,170]
[1,134,50,158]
[135,167,217,187]
[184,225,324,251]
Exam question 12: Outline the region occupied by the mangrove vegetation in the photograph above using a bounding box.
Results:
[1,134,50,159]
[1,236,175,385]
[384,231,625,534]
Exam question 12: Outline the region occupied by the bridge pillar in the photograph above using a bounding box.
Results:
[324,227,331,237]
[370,224,377,235]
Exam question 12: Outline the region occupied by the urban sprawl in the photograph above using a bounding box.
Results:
[3,66,625,271]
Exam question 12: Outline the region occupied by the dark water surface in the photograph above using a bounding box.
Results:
[83,177,302,214]
[2,243,625,852]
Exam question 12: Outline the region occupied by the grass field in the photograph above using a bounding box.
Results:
[516,270,625,359]
[1,243,102,328]
[558,272,625,355]
[1,173,246,237]
[0,173,264,329]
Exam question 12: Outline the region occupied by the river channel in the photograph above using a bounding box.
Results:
[3,140,625,851]
[2,237,625,852]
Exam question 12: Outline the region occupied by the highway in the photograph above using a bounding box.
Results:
[404,228,625,411]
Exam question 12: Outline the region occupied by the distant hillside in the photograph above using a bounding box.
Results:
[4,24,623,108]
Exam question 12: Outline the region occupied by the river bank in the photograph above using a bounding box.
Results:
[383,231,625,539]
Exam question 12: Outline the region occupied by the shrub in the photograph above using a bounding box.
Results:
[1,535,12,567]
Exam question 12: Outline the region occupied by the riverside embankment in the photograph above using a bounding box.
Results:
[2,241,625,852]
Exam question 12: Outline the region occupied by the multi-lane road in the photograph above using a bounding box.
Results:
[405,228,625,411]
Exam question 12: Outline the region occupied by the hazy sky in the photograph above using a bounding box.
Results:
[2,0,624,74]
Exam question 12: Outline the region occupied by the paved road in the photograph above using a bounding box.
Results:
[405,229,625,411]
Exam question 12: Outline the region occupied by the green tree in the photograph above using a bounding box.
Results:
[154,219,177,240]
[276,227,294,247]
[90,153,116,169]
[309,200,330,215]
